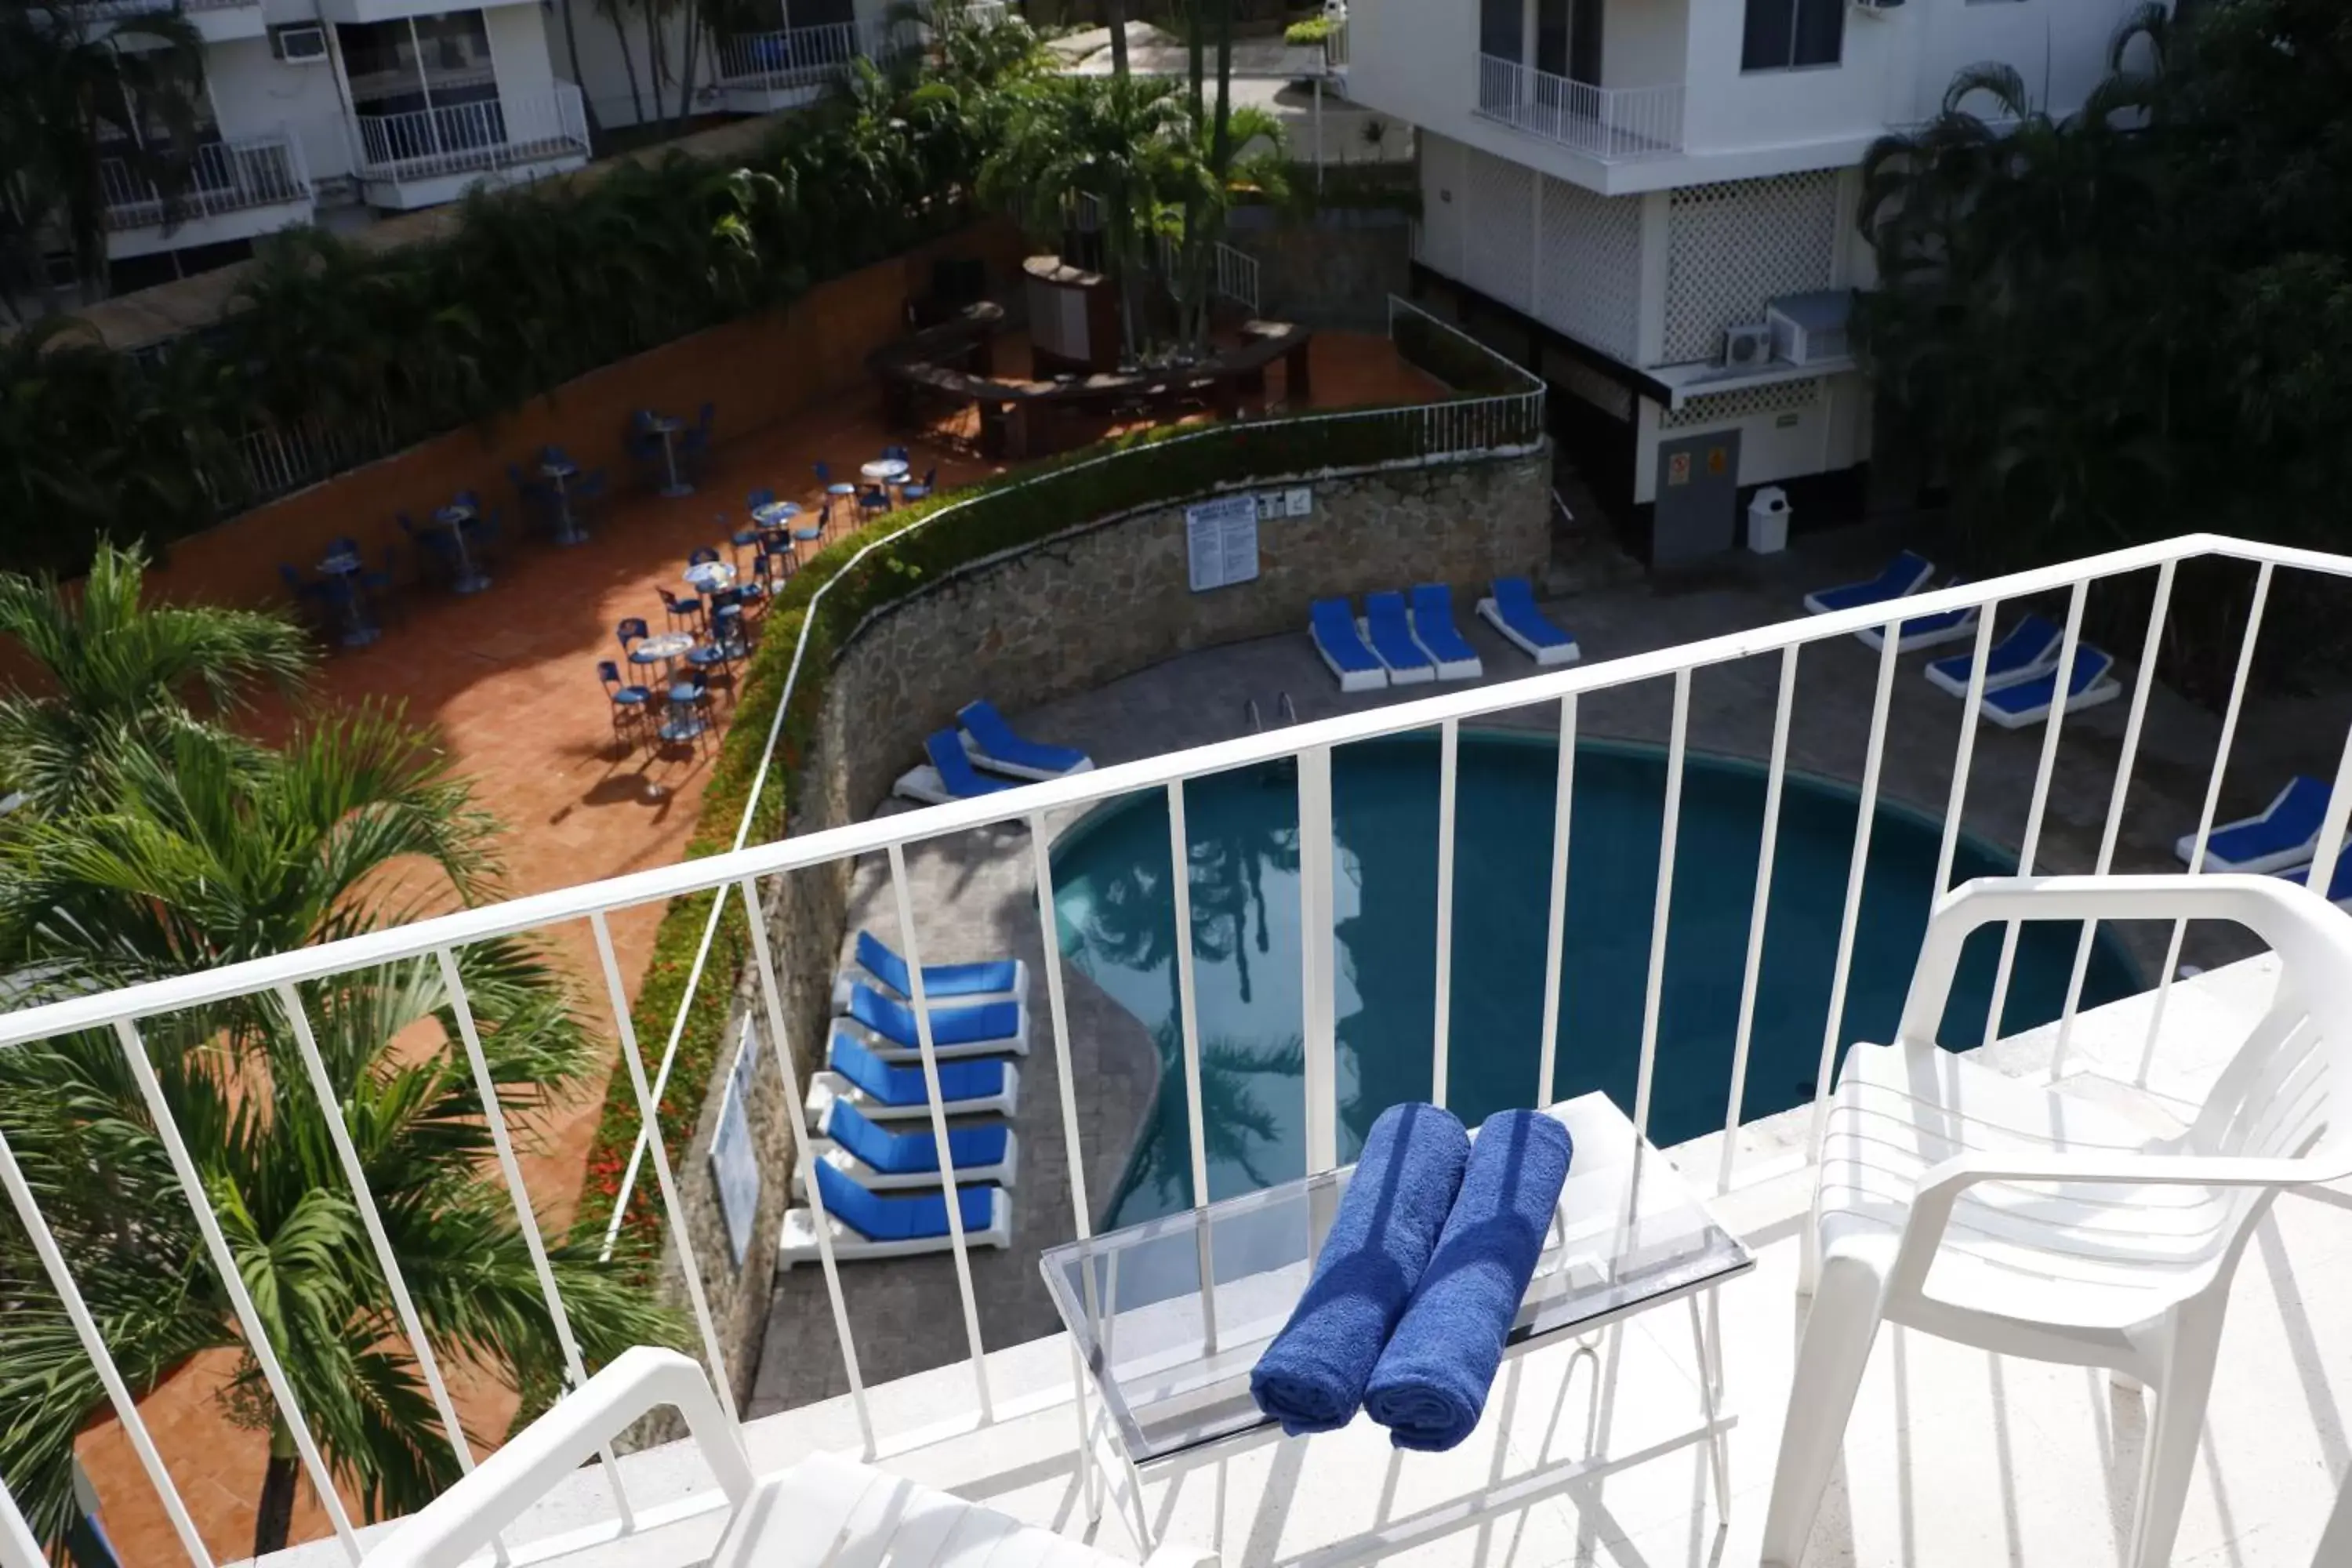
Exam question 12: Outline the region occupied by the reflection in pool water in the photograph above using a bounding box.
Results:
[1050,732,2142,1229]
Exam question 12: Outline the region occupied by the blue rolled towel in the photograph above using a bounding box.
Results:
[1363,1109,1573,1451]
[1249,1102,1470,1435]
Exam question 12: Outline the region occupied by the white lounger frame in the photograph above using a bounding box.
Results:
[2177,780,2328,874]
[805,1062,1022,1123]
[1976,671,2123,731]
[1854,606,1980,654]
[779,1185,1013,1268]
[832,956,1030,1012]
[1312,627,1388,692]
[1475,597,1581,666]
[1407,608,1484,681]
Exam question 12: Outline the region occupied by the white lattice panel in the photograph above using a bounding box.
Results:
[1418,134,1465,276]
[1535,174,1642,363]
[1660,376,1821,429]
[1461,145,1535,315]
[1661,172,1841,365]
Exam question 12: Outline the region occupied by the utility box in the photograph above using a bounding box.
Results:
[1748,486,1791,554]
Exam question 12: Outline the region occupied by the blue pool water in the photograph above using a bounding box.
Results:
[1051,732,2143,1229]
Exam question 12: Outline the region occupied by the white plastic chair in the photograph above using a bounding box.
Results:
[1762,874,2352,1568]
[365,1347,1218,1568]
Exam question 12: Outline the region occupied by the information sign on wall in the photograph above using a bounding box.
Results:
[709,1016,762,1266]
[1185,493,1262,592]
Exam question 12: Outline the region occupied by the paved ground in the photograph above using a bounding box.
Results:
[75,329,1431,1566]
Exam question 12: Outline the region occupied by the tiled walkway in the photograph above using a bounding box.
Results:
[70,328,1443,1566]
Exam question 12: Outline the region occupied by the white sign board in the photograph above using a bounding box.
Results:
[1284,486,1313,517]
[1185,493,1261,593]
[709,1016,762,1267]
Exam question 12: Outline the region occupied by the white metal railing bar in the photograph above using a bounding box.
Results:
[886,844,994,1418]
[1535,695,1577,1106]
[1431,717,1460,1109]
[737,877,874,1454]
[1983,579,2090,1040]
[599,309,1545,1257]
[111,1018,365,1562]
[1025,812,1101,1517]
[1298,745,1339,1174]
[1472,53,1684,160]
[0,532,2307,1060]
[1809,622,1902,1150]
[2049,560,2176,1080]
[2307,724,2352,932]
[2144,560,2274,1080]
[1165,782,1219,1353]
[1388,294,1548,397]
[0,1127,216,1566]
[713,20,865,90]
[272,982,506,1563]
[1632,669,1690,1137]
[587,913,735,1421]
[1929,606,1999,906]
[435,949,637,1534]
[1719,644,1797,1192]
[1,1475,39,1568]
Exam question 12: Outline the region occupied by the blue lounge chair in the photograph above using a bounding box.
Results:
[957,699,1093,781]
[1803,550,1935,615]
[1477,577,1580,666]
[1362,591,1436,684]
[809,1098,1017,1190]
[1856,579,1979,654]
[1311,597,1387,692]
[2279,855,2352,909]
[779,1159,1011,1266]
[1406,584,1483,681]
[1924,615,2064,698]
[1977,644,2121,730]
[2180,775,2332,873]
[893,728,1022,806]
[834,929,1028,1011]
[808,1032,1019,1123]
[839,982,1029,1063]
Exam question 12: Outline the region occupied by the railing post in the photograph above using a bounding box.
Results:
[1297,744,1339,1174]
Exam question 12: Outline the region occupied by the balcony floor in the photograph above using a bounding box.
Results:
[252,954,2350,1568]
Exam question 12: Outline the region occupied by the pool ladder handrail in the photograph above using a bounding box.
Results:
[1244,694,1298,735]
[1278,691,1298,727]
[1245,696,1263,735]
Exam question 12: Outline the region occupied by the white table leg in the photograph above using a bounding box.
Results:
[1690,1287,1730,1519]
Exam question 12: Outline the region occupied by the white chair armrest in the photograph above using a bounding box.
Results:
[364,1348,753,1568]
[1887,1149,2340,1297]
[1142,1543,1222,1568]
[1897,874,2352,1047]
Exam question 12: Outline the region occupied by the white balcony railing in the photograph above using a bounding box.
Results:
[713,19,869,93]
[350,85,590,186]
[1155,234,1261,314]
[100,131,310,233]
[1475,53,1684,160]
[4,525,2343,1566]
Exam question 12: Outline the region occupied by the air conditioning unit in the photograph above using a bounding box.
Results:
[270,24,329,63]
[1766,290,1853,365]
[1721,322,1773,370]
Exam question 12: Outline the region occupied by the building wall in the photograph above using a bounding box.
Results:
[1630,372,1871,505]
[1599,0,1686,93]
[1657,170,1843,365]
[485,3,562,100]
[204,32,358,179]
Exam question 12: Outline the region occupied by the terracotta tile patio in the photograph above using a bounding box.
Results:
[66,328,1444,1566]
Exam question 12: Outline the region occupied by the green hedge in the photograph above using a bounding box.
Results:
[575,401,1542,1258]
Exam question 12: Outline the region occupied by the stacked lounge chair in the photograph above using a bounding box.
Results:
[1476,577,1579,666]
[956,699,1092,781]
[1975,644,2122,729]
[1802,550,1935,615]
[786,927,1033,1265]
[1924,615,2063,698]
[1311,597,1386,691]
[1406,585,1483,681]
[893,729,1020,805]
[2181,775,2333,874]
[1855,579,1978,653]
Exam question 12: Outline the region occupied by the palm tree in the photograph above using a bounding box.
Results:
[0,717,674,1559]
[0,2,210,304]
[0,540,313,819]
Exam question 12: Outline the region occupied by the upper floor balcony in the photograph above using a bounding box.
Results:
[100,129,314,259]
[7,518,2352,1568]
[1474,52,1683,162]
[346,85,591,209]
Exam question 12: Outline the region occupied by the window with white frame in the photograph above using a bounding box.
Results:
[1740,0,1842,71]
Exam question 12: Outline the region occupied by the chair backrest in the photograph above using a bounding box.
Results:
[597,660,621,687]
[688,546,720,565]
[617,617,648,647]
[749,487,775,510]
[658,586,682,612]
[279,563,306,589]
[814,461,833,483]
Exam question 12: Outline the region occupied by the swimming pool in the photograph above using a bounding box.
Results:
[1051,731,2143,1229]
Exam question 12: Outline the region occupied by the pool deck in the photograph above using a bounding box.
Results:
[747,522,2340,1418]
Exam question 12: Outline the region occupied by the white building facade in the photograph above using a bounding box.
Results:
[1341,0,2158,557]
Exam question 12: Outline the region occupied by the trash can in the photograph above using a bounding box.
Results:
[1747,486,1791,554]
